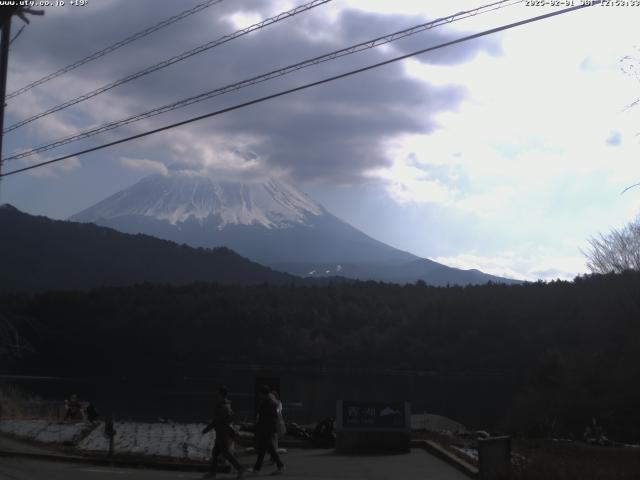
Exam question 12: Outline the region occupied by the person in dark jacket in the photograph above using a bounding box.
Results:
[202,386,245,479]
[252,385,285,474]
[64,394,82,421]
[85,403,99,424]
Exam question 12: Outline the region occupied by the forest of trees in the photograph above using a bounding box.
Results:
[1,271,640,440]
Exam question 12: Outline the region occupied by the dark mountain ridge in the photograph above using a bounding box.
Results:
[0,204,297,292]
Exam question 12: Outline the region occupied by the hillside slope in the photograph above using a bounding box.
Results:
[0,204,297,292]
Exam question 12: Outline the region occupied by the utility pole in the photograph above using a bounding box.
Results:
[0,6,44,189]
[0,14,11,186]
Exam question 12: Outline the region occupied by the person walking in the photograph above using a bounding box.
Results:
[252,385,285,475]
[202,386,245,479]
[64,394,82,421]
[270,388,286,464]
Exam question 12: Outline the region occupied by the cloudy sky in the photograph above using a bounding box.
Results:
[2,0,640,281]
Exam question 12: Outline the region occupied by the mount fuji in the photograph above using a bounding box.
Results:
[71,171,520,286]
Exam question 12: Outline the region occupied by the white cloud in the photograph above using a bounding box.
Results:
[119,157,168,176]
[360,4,640,280]
[18,154,81,178]
[434,248,588,282]
[160,129,291,182]
[222,10,264,30]
[370,159,460,205]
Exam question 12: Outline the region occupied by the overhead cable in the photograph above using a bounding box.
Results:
[3,0,522,162]
[3,0,333,132]
[6,0,226,100]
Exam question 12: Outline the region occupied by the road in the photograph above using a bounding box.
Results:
[0,449,470,479]
[0,458,195,480]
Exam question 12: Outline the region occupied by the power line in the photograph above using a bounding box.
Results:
[0,2,600,179]
[9,24,25,46]
[621,183,640,195]
[3,0,523,163]
[5,0,225,100]
[3,0,333,133]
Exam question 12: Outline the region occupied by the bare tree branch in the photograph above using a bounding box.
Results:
[583,216,640,274]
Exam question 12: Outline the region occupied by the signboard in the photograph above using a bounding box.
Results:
[342,401,406,429]
[336,400,411,453]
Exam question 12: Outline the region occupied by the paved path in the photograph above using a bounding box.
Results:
[0,448,469,480]
[0,458,190,480]
[0,434,73,456]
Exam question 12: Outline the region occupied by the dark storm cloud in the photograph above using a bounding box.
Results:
[9,0,271,78]
[216,74,465,182]
[7,0,499,183]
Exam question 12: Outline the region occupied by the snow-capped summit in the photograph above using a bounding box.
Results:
[72,171,323,230]
[71,170,419,266]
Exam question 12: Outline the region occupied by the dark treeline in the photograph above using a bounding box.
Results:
[2,272,640,440]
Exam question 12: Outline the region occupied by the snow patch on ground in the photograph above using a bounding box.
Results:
[0,419,219,461]
[410,413,465,433]
[0,419,88,444]
[451,445,478,461]
[78,422,214,461]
